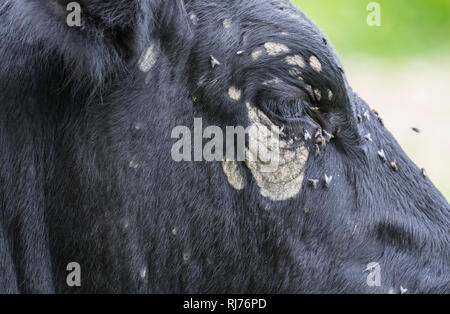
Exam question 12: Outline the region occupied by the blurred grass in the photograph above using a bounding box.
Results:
[292,0,450,59]
[292,1,450,201]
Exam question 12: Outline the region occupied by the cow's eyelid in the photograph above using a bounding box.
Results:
[260,97,310,120]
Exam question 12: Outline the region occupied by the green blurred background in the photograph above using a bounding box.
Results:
[292,0,450,201]
[293,0,450,59]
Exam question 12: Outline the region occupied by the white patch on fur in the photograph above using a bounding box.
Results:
[245,103,309,201]
[189,13,198,25]
[228,86,242,101]
[222,160,245,190]
[129,160,139,169]
[140,268,147,278]
[327,89,333,100]
[222,18,231,29]
[251,48,264,61]
[305,84,314,97]
[262,77,282,86]
[264,42,290,56]
[285,55,305,68]
[183,251,190,261]
[314,89,322,101]
[309,55,322,73]
[138,43,158,73]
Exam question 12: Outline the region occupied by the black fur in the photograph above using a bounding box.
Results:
[0,0,448,293]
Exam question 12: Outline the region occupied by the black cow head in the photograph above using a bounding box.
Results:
[0,0,448,293]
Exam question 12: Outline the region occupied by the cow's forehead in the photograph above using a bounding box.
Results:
[186,0,344,70]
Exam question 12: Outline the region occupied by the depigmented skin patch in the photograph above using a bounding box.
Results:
[222,160,245,190]
[228,86,242,101]
[285,55,305,68]
[309,55,322,73]
[264,42,290,56]
[138,43,158,73]
[245,103,309,201]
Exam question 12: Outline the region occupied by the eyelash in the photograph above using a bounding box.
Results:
[262,98,309,120]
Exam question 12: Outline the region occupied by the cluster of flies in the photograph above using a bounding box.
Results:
[305,108,427,192]
[359,109,427,178]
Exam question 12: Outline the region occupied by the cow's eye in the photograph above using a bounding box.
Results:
[261,97,309,120]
